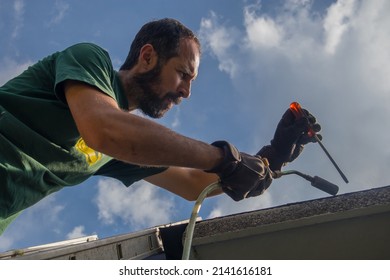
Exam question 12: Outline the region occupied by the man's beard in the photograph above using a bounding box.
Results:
[130,63,182,119]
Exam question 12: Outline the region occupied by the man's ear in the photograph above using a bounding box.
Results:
[139,44,158,70]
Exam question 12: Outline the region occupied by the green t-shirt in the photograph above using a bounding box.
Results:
[0,43,166,234]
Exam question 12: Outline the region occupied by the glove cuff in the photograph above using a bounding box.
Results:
[205,141,241,176]
[257,145,285,171]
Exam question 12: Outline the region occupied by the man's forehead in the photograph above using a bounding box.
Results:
[178,39,200,75]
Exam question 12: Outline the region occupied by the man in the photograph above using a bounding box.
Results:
[0,18,320,235]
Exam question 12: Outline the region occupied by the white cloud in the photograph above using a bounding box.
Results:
[0,195,65,252]
[0,236,14,252]
[66,226,86,240]
[47,0,69,26]
[244,9,283,49]
[0,57,32,85]
[163,106,182,129]
[11,0,25,39]
[171,107,181,129]
[199,12,240,78]
[94,178,175,230]
[207,190,274,219]
[199,0,390,216]
[323,0,357,54]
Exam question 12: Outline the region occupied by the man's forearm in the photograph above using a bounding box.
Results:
[93,110,224,170]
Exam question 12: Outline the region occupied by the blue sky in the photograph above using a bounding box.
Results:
[1,0,389,252]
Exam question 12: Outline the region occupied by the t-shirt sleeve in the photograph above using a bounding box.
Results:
[54,43,116,104]
[94,159,168,187]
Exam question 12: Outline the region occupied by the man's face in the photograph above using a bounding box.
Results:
[133,39,200,118]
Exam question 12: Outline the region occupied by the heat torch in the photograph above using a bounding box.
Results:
[289,102,349,184]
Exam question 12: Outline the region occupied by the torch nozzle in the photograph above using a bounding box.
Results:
[273,170,339,196]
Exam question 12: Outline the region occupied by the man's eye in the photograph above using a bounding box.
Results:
[178,70,187,79]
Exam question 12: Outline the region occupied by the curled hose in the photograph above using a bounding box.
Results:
[181,181,221,260]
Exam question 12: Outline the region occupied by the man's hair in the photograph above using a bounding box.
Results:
[120,18,200,70]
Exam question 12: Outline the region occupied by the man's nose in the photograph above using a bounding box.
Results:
[180,81,191,98]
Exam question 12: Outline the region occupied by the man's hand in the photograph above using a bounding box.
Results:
[206,141,272,201]
[258,108,321,171]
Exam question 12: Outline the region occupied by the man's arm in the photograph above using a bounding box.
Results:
[145,167,221,201]
[64,80,223,170]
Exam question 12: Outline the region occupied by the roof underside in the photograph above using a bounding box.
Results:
[2,185,390,260]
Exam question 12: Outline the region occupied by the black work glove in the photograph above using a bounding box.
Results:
[257,108,321,171]
[206,141,272,201]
